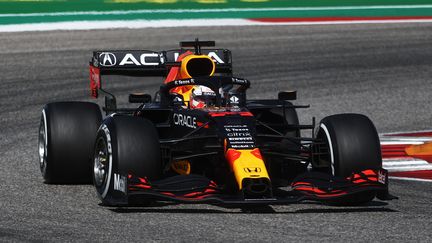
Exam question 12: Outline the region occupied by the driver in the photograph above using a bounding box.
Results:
[164,51,218,109]
[189,85,216,109]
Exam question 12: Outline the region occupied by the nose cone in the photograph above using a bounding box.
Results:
[225,148,271,193]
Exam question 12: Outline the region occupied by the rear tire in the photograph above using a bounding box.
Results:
[38,102,102,184]
[93,116,161,206]
[313,113,382,204]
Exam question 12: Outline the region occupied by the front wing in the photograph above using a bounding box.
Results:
[117,169,395,207]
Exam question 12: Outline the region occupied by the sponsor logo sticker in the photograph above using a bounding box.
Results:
[173,113,197,129]
[224,125,255,148]
[119,53,160,66]
[173,51,224,63]
[244,167,261,173]
[113,173,126,194]
[99,52,117,67]
[230,96,239,104]
[174,79,195,85]
[378,170,387,184]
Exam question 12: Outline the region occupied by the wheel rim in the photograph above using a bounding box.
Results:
[94,137,108,187]
[38,118,47,173]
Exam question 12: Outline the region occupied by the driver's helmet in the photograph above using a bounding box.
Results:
[190,86,216,109]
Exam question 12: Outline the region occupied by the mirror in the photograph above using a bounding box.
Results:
[278,91,297,101]
[129,93,152,103]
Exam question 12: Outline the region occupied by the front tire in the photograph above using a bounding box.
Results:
[313,113,382,204]
[93,116,161,206]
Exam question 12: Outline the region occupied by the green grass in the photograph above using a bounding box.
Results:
[1,0,432,25]
[1,0,432,14]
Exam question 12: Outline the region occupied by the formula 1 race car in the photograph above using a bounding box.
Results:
[38,39,395,207]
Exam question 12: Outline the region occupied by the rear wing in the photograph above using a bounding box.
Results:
[89,49,232,98]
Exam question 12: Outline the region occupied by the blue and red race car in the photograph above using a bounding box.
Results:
[38,39,395,206]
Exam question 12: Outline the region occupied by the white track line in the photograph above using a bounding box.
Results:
[386,166,432,172]
[379,130,432,145]
[380,130,432,136]
[1,5,432,17]
[2,19,432,33]
[0,19,254,32]
[380,131,432,172]
[383,158,432,172]
[383,159,431,167]
[380,137,432,142]
[380,141,425,145]
[390,176,432,183]
[380,137,432,141]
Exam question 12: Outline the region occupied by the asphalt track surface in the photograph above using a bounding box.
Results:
[1,23,432,241]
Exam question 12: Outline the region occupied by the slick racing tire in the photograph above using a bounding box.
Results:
[93,116,161,206]
[38,102,102,184]
[314,113,382,204]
